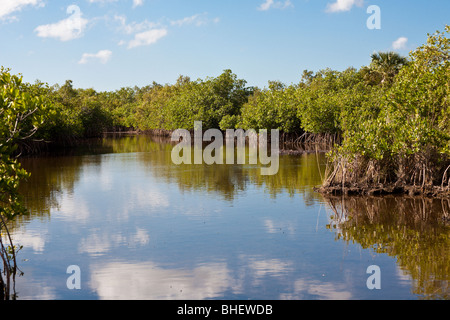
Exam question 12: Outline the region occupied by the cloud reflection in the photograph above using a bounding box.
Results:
[54,192,90,223]
[89,257,355,300]
[78,228,150,256]
[245,255,293,279]
[11,228,47,254]
[263,219,296,235]
[89,261,232,300]
[280,278,352,300]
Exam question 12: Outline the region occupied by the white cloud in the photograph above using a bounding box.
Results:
[87,0,118,3]
[78,50,113,64]
[0,0,44,20]
[132,0,144,8]
[115,12,216,49]
[114,15,159,34]
[88,0,142,8]
[35,7,88,41]
[392,37,408,50]
[114,15,168,50]
[258,0,293,11]
[326,0,364,13]
[259,0,274,11]
[171,14,206,27]
[127,28,168,49]
[170,13,219,27]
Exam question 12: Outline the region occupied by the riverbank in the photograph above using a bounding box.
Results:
[12,134,448,300]
[17,131,450,199]
[315,183,450,198]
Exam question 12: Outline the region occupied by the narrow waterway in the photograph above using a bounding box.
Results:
[6,134,448,300]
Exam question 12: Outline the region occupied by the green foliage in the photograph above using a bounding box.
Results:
[135,83,176,130]
[219,114,240,130]
[360,51,409,86]
[238,67,378,136]
[2,26,449,194]
[327,25,450,189]
[240,82,302,133]
[340,26,449,160]
[135,70,253,131]
[297,68,364,134]
[0,67,50,219]
[0,68,50,152]
[386,27,450,157]
[0,155,29,219]
[37,81,117,140]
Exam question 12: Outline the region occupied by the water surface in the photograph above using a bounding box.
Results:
[7,135,449,300]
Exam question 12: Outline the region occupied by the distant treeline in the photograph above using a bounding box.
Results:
[16,54,408,141]
[1,25,449,195]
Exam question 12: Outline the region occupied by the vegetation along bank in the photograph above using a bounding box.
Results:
[1,26,449,198]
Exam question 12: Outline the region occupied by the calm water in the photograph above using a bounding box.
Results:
[6,135,449,300]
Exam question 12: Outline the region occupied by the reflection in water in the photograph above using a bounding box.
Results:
[323,196,449,300]
[18,134,325,216]
[280,279,352,300]
[1,213,25,300]
[89,256,355,300]
[78,228,150,257]
[90,261,232,300]
[7,134,450,300]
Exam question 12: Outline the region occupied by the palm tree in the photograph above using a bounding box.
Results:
[369,51,409,85]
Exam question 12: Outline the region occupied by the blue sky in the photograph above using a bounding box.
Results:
[0,0,448,91]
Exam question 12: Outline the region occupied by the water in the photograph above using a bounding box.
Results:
[5,134,449,300]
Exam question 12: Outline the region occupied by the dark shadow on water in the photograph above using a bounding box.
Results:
[322,195,449,300]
